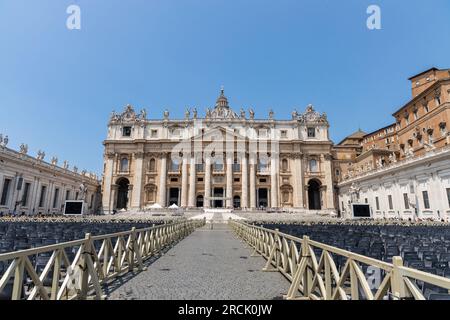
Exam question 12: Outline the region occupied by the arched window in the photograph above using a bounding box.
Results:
[149,158,156,172]
[120,158,129,172]
[281,159,288,172]
[436,94,441,106]
[309,159,318,173]
[282,191,289,203]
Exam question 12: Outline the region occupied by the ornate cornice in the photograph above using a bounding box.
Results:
[146,152,165,158]
[134,152,144,159]
[106,152,116,159]
[290,153,303,159]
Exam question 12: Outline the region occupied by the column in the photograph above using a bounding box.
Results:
[241,154,248,209]
[111,185,118,211]
[31,179,41,214]
[51,183,57,211]
[320,186,327,210]
[204,156,211,208]
[323,154,335,210]
[126,185,133,209]
[29,180,36,213]
[10,174,21,212]
[431,173,445,220]
[181,157,188,207]
[226,154,233,208]
[250,162,256,209]
[292,154,304,208]
[18,182,26,212]
[102,154,115,213]
[0,172,3,208]
[59,184,66,213]
[158,154,167,207]
[393,180,403,219]
[305,184,312,210]
[46,181,54,213]
[379,184,387,219]
[188,155,196,208]
[270,156,278,208]
[131,152,144,210]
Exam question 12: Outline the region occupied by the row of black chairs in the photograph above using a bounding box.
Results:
[0,221,158,299]
[0,221,154,253]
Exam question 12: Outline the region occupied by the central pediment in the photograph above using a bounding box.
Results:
[190,126,247,142]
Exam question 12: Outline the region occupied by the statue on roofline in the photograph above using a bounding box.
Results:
[248,108,255,120]
[240,108,246,119]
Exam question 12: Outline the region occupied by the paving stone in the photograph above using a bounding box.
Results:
[108,224,289,300]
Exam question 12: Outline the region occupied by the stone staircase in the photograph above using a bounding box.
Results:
[189,208,246,223]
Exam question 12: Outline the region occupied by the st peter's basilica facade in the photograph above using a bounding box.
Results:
[102,89,335,213]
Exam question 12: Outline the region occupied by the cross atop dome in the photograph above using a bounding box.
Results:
[206,87,238,119]
[215,86,229,108]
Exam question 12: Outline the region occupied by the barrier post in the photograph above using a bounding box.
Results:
[129,227,136,272]
[391,256,407,300]
[79,233,91,299]
[302,236,312,297]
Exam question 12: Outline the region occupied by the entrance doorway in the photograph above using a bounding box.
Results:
[213,188,224,208]
[258,188,268,208]
[196,195,204,208]
[308,179,322,210]
[116,178,130,210]
[169,188,180,206]
[233,196,241,209]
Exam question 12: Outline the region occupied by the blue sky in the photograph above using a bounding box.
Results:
[1,0,449,174]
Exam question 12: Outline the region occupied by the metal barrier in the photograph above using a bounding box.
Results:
[0,219,205,300]
[229,220,450,300]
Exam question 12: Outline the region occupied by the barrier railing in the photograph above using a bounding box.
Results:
[0,219,205,300]
[229,220,450,300]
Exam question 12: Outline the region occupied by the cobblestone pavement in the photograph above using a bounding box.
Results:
[107,224,290,300]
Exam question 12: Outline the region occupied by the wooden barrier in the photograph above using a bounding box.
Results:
[229,220,450,300]
[0,219,205,300]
